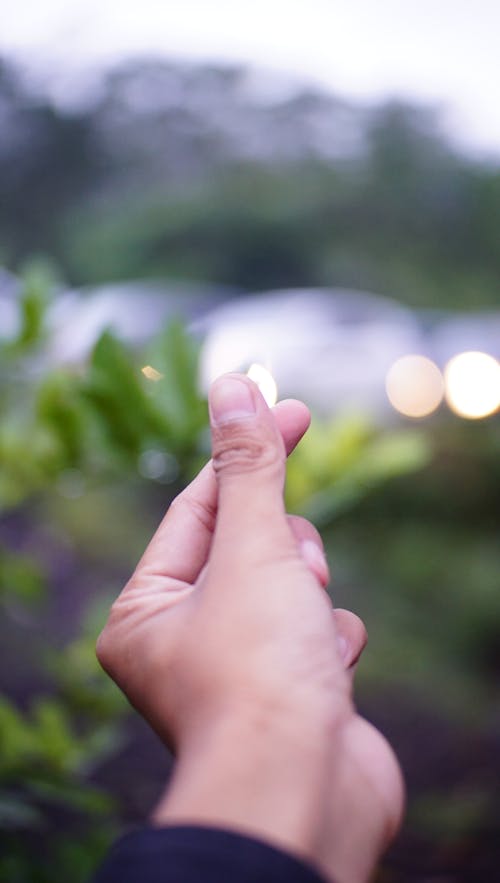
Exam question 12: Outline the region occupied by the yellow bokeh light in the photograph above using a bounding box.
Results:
[246,363,278,407]
[141,365,164,382]
[444,351,500,419]
[385,355,444,418]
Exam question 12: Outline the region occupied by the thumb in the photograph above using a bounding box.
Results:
[208,373,293,553]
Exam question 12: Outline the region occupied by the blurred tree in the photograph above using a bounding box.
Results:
[0,62,102,267]
[1,57,500,308]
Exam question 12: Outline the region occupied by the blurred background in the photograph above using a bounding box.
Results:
[1,2,500,880]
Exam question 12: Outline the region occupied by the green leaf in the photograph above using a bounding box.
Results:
[36,371,86,464]
[143,320,207,451]
[286,413,431,524]
[8,258,60,352]
[83,331,169,459]
[31,699,77,771]
[0,697,37,772]
[0,547,46,606]
[26,777,114,815]
[0,792,45,830]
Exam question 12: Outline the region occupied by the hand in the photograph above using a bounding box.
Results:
[97,374,404,883]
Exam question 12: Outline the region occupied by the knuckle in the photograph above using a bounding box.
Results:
[171,489,217,533]
[288,514,323,546]
[95,624,115,674]
[212,425,283,477]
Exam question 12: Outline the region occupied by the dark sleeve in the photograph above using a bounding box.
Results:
[92,825,330,883]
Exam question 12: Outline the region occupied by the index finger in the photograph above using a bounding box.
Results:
[127,398,311,589]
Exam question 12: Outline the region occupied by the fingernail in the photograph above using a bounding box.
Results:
[337,635,350,665]
[300,540,329,586]
[209,376,256,425]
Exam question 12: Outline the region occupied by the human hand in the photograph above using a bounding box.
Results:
[97,374,404,883]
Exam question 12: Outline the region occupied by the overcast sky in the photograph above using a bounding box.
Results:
[2,0,500,157]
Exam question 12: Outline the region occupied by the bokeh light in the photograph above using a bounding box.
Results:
[385,355,444,418]
[141,364,163,381]
[246,362,278,407]
[138,449,179,483]
[444,351,500,419]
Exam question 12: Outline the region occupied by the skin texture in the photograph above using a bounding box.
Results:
[97,374,404,883]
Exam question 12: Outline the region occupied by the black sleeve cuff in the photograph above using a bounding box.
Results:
[92,825,330,883]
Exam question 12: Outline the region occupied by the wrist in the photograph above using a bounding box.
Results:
[152,700,334,869]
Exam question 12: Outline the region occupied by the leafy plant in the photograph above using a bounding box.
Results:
[0,264,435,880]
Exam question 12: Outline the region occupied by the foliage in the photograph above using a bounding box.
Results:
[286,412,429,524]
[0,267,208,877]
[1,57,500,309]
[0,265,207,512]
[0,267,433,879]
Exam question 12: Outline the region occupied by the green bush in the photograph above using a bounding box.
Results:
[5,263,498,880]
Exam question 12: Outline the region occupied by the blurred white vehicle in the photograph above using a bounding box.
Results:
[1,270,499,419]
